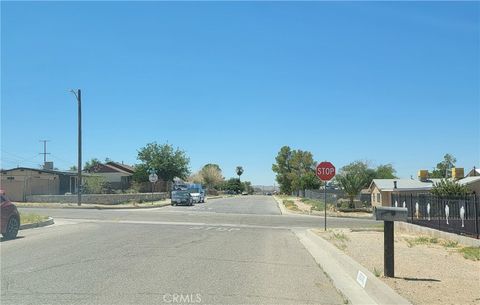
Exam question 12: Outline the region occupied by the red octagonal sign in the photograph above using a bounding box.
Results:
[316,161,336,181]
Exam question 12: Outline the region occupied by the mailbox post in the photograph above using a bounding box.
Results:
[374,206,408,277]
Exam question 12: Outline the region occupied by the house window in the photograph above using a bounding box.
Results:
[377,193,381,202]
[7,177,14,180]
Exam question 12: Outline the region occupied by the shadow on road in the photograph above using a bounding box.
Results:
[0,236,25,243]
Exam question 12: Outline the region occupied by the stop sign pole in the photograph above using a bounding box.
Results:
[316,161,336,230]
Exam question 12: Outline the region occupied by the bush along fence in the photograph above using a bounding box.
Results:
[391,193,479,239]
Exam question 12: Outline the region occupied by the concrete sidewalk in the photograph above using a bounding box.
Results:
[295,228,412,305]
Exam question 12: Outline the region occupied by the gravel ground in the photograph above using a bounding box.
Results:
[315,229,480,305]
[277,196,372,219]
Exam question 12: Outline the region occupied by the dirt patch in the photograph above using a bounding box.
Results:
[277,196,372,218]
[314,229,480,305]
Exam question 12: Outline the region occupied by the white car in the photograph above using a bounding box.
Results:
[188,188,206,203]
[190,192,201,203]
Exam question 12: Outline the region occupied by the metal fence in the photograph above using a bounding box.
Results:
[303,189,372,207]
[303,189,340,203]
[391,193,480,239]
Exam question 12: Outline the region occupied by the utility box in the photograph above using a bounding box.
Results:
[375,207,408,222]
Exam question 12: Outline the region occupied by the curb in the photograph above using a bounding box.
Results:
[272,196,289,215]
[20,217,54,230]
[295,229,412,305]
[93,202,172,210]
[16,202,172,210]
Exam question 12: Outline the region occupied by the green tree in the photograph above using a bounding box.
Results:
[83,175,106,194]
[135,142,190,182]
[199,164,224,189]
[203,164,221,172]
[431,179,469,197]
[236,166,244,181]
[272,146,293,194]
[242,181,254,194]
[337,173,365,208]
[336,161,397,188]
[338,161,374,187]
[69,165,77,171]
[289,149,317,194]
[84,158,102,172]
[375,164,397,179]
[300,171,321,190]
[431,154,457,178]
[222,178,244,193]
[272,146,318,194]
[189,172,204,184]
[132,163,150,183]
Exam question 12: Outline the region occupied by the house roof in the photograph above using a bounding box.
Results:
[466,168,480,177]
[1,167,79,176]
[370,179,434,192]
[106,162,134,173]
[90,163,133,175]
[458,176,480,186]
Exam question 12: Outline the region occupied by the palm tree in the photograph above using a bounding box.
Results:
[337,173,364,208]
[236,166,244,181]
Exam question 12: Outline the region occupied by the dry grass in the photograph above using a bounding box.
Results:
[405,236,439,247]
[283,199,300,211]
[316,229,480,305]
[458,247,480,261]
[20,213,48,224]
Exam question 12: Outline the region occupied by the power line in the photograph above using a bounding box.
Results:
[50,154,76,168]
[1,149,41,163]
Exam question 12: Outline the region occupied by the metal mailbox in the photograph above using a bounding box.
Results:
[374,206,408,222]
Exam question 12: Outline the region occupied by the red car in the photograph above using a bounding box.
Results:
[1,190,20,239]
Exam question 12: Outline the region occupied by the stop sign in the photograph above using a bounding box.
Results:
[316,162,336,181]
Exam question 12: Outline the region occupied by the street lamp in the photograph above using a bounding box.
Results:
[70,89,82,206]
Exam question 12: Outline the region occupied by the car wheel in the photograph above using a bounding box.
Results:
[3,216,19,240]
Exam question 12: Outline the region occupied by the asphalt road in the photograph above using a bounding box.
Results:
[1,196,374,305]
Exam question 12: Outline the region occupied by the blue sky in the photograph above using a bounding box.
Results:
[1,2,479,185]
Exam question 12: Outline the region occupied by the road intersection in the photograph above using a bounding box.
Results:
[1,196,376,305]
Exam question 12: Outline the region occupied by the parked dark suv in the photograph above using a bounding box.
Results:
[1,190,20,240]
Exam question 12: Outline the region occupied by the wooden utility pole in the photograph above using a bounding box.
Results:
[71,89,82,206]
[77,89,82,206]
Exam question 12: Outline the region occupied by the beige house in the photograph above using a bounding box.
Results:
[370,174,480,207]
[458,176,480,195]
[369,179,434,207]
[86,161,134,190]
[0,167,78,201]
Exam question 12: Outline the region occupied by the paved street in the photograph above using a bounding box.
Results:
[1,196,375,305]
